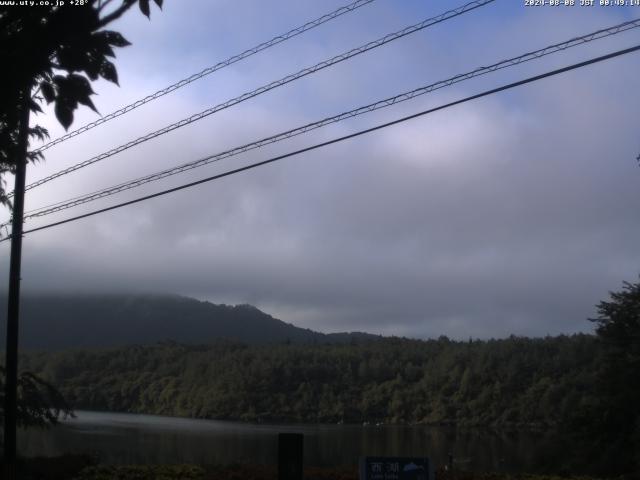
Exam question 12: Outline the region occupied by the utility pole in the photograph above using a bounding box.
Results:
[4,89,31,471]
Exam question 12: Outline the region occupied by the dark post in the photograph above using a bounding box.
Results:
[3,90,31,469]
[278,433,304,480]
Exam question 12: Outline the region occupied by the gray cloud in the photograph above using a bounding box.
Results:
[1,0,639,340]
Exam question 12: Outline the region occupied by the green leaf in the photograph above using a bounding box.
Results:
[101,30,131,48]
[27,150,45,164]
[52,74,96,115]
[139,0,150,18]
[78,95,98,114]
[89,32,116,57]
[99,60,118,85]
[29,99,43,114]
[67,73,95,97]
[40,81,55,104]
[54,101,73,130]
[28,126,49,142]
[56,44,88,72]
[83,57,102,81]
[52,75,66,87]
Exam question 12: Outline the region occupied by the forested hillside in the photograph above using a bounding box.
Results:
[21,335,599,428]
[0,294,378,349]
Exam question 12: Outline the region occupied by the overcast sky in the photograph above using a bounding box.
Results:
[1,0,639,339]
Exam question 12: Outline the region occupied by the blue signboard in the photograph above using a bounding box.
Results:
[359,457,434,480]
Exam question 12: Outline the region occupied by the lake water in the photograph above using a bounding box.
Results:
[18,411,578,473]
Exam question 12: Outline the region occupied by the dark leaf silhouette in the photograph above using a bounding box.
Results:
[0,365,74,429]
[99,60,119,85]
[28,99,43,114]
[101,30,132,48]
[139,0,151,18]
[54,100,74,130]
[78,95,98,113]
[0,0,162,206]
[66,74,98,113]
[40,81,56,104]
[28,126,50,143]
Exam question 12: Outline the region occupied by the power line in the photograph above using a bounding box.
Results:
[20,17,640,221]
[14,0,495,197]
[31,0,378,155]
[4,43,637,242]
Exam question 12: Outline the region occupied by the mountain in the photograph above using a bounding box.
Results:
[0,293,379,350]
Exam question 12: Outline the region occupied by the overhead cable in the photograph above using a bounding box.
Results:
[32,0,378,154]
[15,0,495,196]
[21,17,640,220]
[4,43,637,241]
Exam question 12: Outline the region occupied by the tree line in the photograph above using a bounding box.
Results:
[20,335,599,429]
[7,278,640,475]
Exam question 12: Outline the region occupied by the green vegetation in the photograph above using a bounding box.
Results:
[581,279,640,475]
[68,465,608,480]
[12,279,640,476]
[72,464,205,480]
[8,460,610,480]
[0,366,73,429]
[21,335,598,428]
[0,0,163,205]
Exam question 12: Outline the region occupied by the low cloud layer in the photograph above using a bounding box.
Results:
[1,1,638,339]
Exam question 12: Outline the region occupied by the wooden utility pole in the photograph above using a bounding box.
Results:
[4,89,31,469]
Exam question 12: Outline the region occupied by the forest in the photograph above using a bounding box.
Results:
[20,335,599,429]
[11,280,640,475]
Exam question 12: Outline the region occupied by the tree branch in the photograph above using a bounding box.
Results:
[97,0,137,28]
[98,0,117,13]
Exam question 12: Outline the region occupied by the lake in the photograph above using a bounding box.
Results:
[19,411,579,474]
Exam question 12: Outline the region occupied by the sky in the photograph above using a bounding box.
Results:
[1,0,639,339]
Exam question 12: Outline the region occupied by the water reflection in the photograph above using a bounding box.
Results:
[19,411,575,473]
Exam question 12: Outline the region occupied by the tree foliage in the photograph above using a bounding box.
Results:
[0,366,73,429]
[589,278,640,474]
[0,0,162,206]
[21,335,600,429]
[593,279,640,349]
[20,330,637,475]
